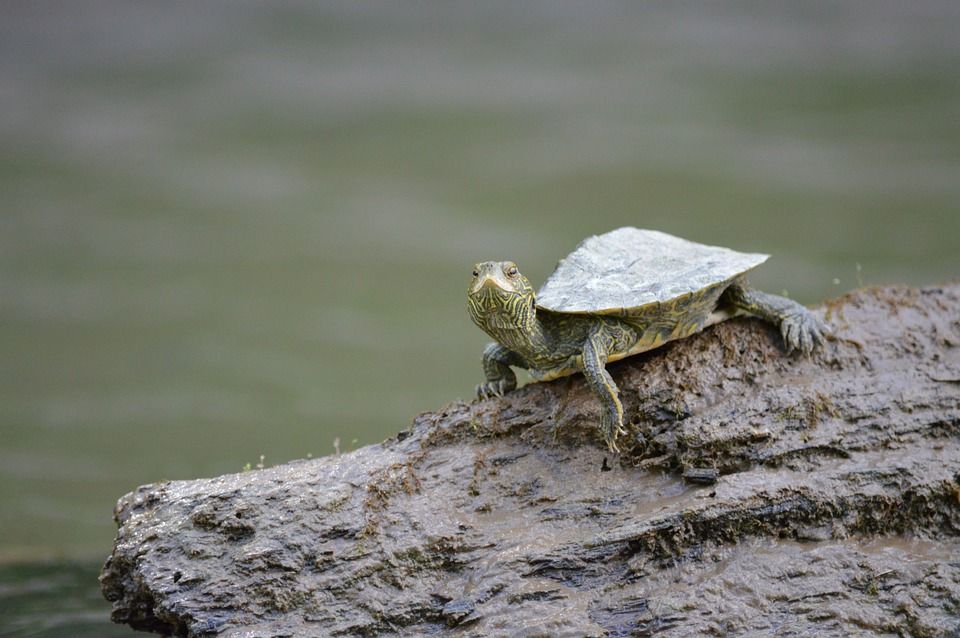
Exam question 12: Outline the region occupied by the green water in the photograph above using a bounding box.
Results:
[0,562,130,637]
[1,2,958,634]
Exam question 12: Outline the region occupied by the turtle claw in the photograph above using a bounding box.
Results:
[475,379,515,401]
[800,325,813,354]
[779,322,792,354]
[781,310,829,355]
[600,412,627,453]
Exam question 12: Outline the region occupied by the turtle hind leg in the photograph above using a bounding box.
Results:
[477,343,526,399]
[722,281,829,354]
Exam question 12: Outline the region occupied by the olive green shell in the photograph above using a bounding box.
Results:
[536,228,769,316]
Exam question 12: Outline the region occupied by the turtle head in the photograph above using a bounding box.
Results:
[467,261,537,334]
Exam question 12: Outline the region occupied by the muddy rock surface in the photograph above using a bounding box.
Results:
[101,284,960,637]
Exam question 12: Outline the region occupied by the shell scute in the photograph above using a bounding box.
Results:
[536,228,768,314]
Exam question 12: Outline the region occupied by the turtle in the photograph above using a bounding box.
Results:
[467,227,829,452]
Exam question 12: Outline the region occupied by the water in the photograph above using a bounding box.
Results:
[0,562,129,637]
[1,2,958,634]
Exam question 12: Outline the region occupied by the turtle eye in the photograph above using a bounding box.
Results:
[472,268,479,277]
[506,266,519,278]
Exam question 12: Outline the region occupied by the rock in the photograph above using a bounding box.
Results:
[680,467,719,484]
[100,285,960,637]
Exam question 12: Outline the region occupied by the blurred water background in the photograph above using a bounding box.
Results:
[1,1,958,634]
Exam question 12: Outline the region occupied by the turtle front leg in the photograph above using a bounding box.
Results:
[476,342,526,399]
[580,327,626,452]
[724,281,829,354]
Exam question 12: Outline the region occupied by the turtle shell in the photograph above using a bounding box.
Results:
[536,228,768,314]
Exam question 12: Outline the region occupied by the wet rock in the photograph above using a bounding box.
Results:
[681,467,718,484]
[101,285,960,637]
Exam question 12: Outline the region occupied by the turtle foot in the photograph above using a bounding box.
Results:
[780,309,829,355]
[600,412,628,453]
[475,379,516,400]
